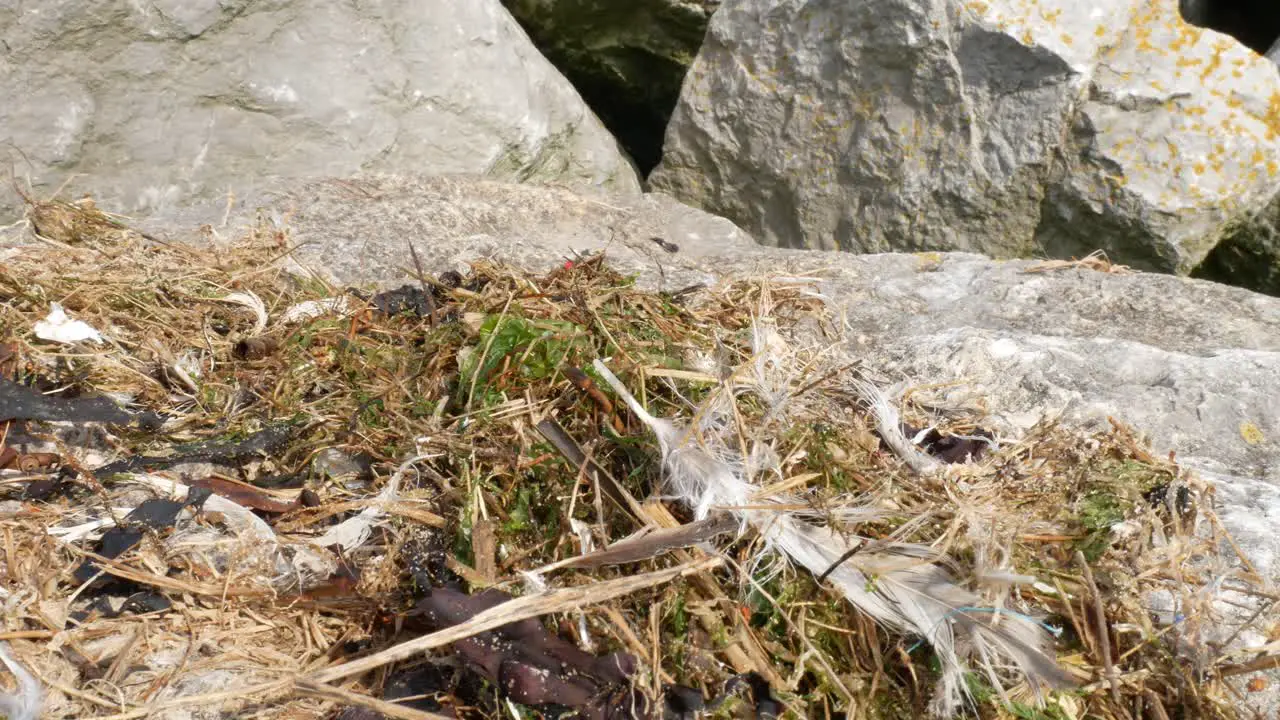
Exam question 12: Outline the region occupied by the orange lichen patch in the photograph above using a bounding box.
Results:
[1199,38,1235,82]
[1267,92,1280,141]
[1169,23,1202,53]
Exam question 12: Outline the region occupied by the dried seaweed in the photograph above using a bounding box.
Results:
[93,422,296,476]
[70,487,212,586]
[0,377,162,428]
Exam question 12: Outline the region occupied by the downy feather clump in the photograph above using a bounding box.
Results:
[592,312,1073,717]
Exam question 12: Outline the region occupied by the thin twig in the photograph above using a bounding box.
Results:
[1077,551,1120,703]
[90,679,292,720]
[464,292,514,414]
[295,679,454,720]
[406,240,438,328]
[308,557,718,684]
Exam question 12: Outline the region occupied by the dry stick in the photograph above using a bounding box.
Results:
[1219,653,1280,678]
[641,502,784,687]
[649,598,662,705]
[1152,570,1280,602]
[722,551,852,706]
[406,240,438,328]
[599,604,676,684]
[1143,688,1173,720]
[0,631,52,641]
[27,668,122,710]
[105,629,142,686]
[1078,669,1151,693]
[1077,551,1120,704]
[464,291,515,414]
[1205,505,1261,579]
[87,679,292,720]
[1216,598,1276,661]
[307,557,719,684]
[295,679,454,720]
[535,418,647,522]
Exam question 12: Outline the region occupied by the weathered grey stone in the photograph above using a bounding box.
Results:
[0,0,640,224]
[649,0,1280,283]
[144,173,758,294]
[501,0,718,173]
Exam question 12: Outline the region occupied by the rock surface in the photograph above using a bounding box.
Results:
[147,173,757,295]
[501,0,718,173]
[0,0,640,224]
[203,174,1280,580]
[649,0,1280,287]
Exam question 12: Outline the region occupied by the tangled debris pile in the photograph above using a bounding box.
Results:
[0,195,1275,719]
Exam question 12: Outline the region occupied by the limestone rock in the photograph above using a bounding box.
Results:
[138,173,754,295]
[215,175,1280,579]
[0,0,640,223]
[649,0,1280,285]
[501,0,719,173]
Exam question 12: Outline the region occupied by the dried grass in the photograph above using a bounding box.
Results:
[0,195,1274,719]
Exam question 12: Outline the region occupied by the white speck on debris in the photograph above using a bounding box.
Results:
[32,302,104,344]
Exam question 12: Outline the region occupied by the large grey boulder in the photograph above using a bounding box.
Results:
[218,174,1280,581]
[649,0,1280,286]
[0,0,640,223]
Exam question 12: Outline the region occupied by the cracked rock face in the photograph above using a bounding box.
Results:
[0,0,640,223]
[649,0,1280,283]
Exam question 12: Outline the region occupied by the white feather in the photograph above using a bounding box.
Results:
[849,377,941,475]
[592,355,1072,717]
[313,454,429,550]
[216,291,268,336]
[0,642,43,720]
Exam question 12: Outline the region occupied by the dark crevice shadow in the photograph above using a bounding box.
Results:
[1179,0,1280,57]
